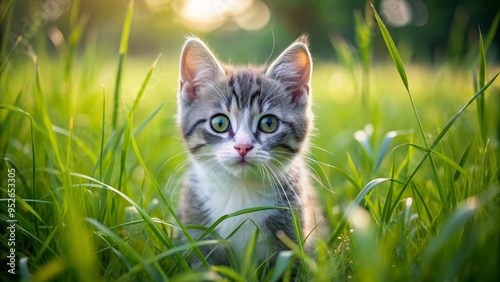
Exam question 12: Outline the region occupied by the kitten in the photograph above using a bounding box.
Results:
[176,35,320,268]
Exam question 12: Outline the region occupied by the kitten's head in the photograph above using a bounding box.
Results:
[177,36,313,179]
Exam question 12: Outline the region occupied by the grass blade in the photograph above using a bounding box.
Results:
[454,138,473,181]
[477,29,486,146]
[112,0,134,129]
[371,4,408,91]
[130,54,162,115]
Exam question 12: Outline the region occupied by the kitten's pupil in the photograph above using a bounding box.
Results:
[259,115,278,133]
[211,114,230,133]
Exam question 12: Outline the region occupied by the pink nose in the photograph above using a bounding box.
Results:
[234,144,254,157]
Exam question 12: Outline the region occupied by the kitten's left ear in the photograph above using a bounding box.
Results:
[179,37,225,102]
[265,35,312,105]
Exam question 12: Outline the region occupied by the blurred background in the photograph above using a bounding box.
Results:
[4,0,499,64]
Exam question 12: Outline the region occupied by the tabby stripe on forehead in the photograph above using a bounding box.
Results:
[228,76,240,109]
[184,119,206,139]
[250,90,262,109]
[230,86,240,109]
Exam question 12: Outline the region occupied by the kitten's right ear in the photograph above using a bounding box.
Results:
[179,37,225,102]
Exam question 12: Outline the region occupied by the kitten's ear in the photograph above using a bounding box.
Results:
[265,35,312,105]
[179,37,225,102]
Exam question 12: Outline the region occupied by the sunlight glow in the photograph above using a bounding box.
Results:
[176,0,270,31]
[381,0,428,27]
[233,1,271,31]
[381,0,412,27]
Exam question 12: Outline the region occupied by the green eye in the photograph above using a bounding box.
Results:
[210,114,230,133]
[259,115,278,133]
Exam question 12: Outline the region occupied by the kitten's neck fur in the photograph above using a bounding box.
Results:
[183,155,312,261]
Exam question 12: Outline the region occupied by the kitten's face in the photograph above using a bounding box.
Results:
[177,37,312,179]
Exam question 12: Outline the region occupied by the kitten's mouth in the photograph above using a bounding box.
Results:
[226,157,256,172]
[237,158,250,167]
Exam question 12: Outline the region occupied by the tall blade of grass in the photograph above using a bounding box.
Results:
[390,72,499,216]
[14,196,46,224]
[98,87,107,222]
[134,103,164,137]
[354,4,373,119]
[112,0,134,129]
[477,30,486,146]
[372,4,431,152]
[346,153,362,188]
[100,87,105,180]
[130,54,162,115]
[380,156,396,226]
[479,139,491,190]
[454,138,473,181]
[330,165,361,190]
[371,4,408,91]
[118,105,132,193]
[64,0,86,120]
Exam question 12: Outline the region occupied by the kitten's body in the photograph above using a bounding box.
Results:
[176,36,320,266]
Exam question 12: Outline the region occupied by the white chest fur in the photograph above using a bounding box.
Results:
[195,166,276,256]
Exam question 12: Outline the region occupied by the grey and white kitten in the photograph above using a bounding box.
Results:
[176,35,319,266]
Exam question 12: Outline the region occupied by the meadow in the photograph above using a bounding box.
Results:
[1,2,500,281]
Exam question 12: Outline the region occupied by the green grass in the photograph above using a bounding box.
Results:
[1,3,500,281]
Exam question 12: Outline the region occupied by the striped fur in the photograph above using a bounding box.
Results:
[176,36,320,268]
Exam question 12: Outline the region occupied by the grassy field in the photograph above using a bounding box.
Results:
[1,3,500,281]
